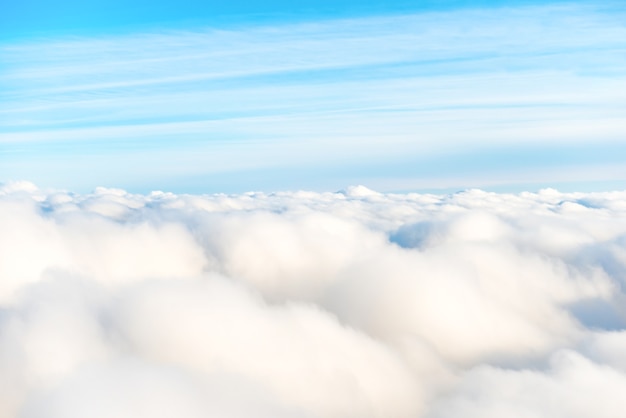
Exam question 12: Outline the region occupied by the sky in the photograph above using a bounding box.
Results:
[3,2,626,415]
[1,0,626,193]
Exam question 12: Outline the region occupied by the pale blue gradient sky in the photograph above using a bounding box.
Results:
[1,1,625,193]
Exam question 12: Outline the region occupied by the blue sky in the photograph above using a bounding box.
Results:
[1,0,625,193]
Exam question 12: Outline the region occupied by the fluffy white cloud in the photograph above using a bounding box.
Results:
[1,181,626,417]
[425,350,626,418]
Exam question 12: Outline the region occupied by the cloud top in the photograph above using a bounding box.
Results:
[1,182,626,416]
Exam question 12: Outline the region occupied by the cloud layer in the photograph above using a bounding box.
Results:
[1,181,626,417]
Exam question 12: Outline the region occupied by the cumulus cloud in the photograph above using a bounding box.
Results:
[1,181,626,417]
[425,350,626,418]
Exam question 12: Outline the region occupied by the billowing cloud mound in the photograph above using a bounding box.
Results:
[2,181,626,417]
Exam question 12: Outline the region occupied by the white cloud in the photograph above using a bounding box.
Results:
[1,183,626,416]
[425,350,626,418]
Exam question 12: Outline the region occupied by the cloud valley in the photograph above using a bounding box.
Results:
[1,181,626,417]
